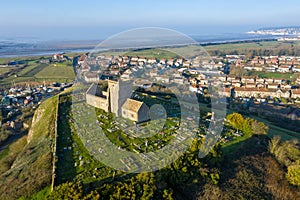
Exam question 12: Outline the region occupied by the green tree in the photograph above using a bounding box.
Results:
[286,164,300,186]
[281,97,288,104]
[229,66,248,77]
[242,118,253,135]
[269,136,281,155]
[250,119,268,135]
[48,182,83,200]
[162,188,174,200]
[226,113,245,130]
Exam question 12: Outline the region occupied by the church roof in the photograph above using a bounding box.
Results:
[122,98,144,113]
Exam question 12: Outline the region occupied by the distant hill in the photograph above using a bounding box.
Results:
[247,26,300,35]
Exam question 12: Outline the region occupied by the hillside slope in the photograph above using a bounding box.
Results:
[0,96,58,200]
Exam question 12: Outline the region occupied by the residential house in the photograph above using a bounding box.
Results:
[245,83,256,88]
[84,73,99,83]
[267,83,279,89]
[156,75,170,83]
[292,65,300,72]
[147,58,157,64]
[218,76,227,82]
[292,89,300,99]
[78,54,87,65]
[183,61,191,67]
[256,78,265,83]
[256,82,265,88]
[241,76,256,84]
[264,65,277,72]
[251,56,265,65]
[244,66,263,71]
[277,65,291,73]
[265,56,278,65]
[227,75,238,82]
[131,56,139,62]
[233,88,289,99]
[273,78,283,84]
[281,84,292,90]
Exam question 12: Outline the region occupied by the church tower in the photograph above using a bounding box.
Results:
[108,79,132,117]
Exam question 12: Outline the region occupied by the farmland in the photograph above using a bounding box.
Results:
[0,60,75,86]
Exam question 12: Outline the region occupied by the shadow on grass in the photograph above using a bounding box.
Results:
[55,95,76,185]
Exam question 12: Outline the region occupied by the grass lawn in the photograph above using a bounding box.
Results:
[247,114,300,141]
[221,134,251,155]
[55,95,116,185]
[19,186,51,200]
[0,148,9,160]
[250,71,294,79]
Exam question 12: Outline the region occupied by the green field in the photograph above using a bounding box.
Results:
[21,63,49,77]
[0,61,75,86]
[125,49,179,59]
[203,40,300,57]
[0,67,13,75]
[0,56,42,65]
[35,63,75,79]
[166,45,210,57]
[110,40,300,59]
[98,48,180,59]
[204,41,299,51]
[18,64,39,76]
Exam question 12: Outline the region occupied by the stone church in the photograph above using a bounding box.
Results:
[86,80,150,123]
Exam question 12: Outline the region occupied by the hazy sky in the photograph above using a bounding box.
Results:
[1,0,300,40]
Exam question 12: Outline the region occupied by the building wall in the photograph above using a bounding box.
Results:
[121,103,149,123]
[137,103,150,123]
[86,94,109,112]
[108,80,119,116]
[122,109,138,122]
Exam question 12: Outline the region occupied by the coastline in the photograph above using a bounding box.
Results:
[0,34,279,58]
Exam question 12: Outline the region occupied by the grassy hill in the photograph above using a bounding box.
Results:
[0,95,58,200]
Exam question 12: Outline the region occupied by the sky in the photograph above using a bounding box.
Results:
[1,0,300,41]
